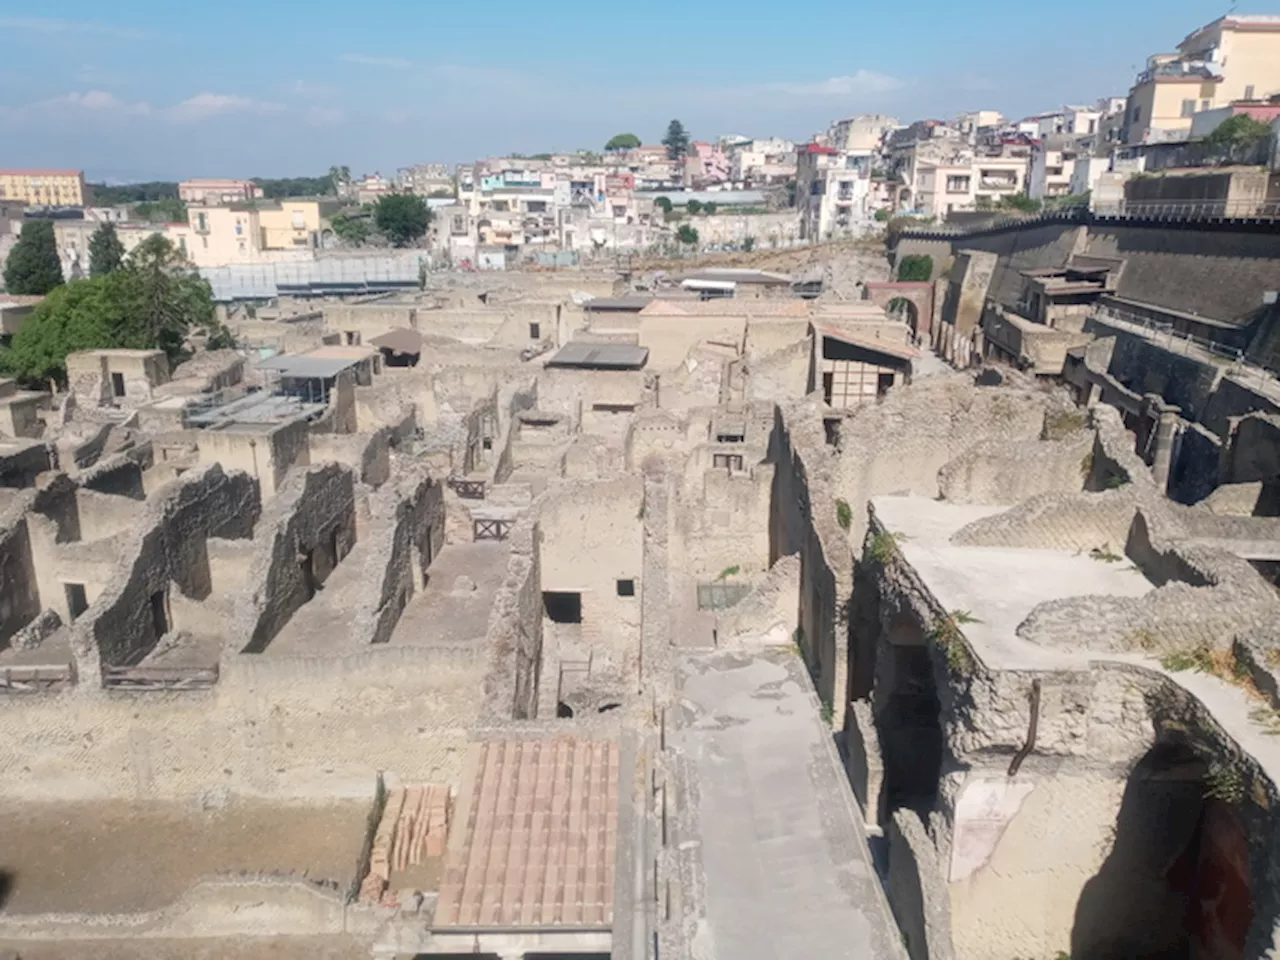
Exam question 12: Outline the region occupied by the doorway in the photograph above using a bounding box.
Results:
[543,591,582,623]
[64,582,88,622]
[149,589,169,639]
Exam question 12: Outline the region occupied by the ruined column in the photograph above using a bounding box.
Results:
[1151,403,1182,492]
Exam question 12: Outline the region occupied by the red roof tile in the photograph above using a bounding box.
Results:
[435,739,620,930]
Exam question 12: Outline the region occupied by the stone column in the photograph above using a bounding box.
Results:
[1151,403,1182,492]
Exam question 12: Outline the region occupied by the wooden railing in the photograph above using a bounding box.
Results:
[0,664,74,694]
[103,664,219,691]
[473,518,512,542]
[448,477,487,500]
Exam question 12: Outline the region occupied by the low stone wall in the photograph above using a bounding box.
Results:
[480,513,543,721]
[0,875,349,941]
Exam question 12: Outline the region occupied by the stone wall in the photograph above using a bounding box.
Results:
[69,464,260,684]
[0,442,54,488]
[233,463,356,655]
[480,514,544,721]
[0,496,40,646]
[350,465,445,645]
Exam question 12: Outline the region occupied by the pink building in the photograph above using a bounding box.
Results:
[684,142,731,187]
[178,178,263,205]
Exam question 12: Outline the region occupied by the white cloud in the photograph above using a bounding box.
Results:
[48,90,151,115]
[168,93,283,123]
[0,16,151,40]
[767,70,904,97]
[340,53,414,70]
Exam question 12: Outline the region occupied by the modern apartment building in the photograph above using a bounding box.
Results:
[1123,14,1280,144]
[185,200,332,268]
[796,143,874,240]
[178,179,264,205]
[0,169,87,207]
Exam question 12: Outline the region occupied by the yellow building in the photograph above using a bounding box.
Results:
[0,169,87,206]
[185,200,330,268]
[1125,15,1280,144]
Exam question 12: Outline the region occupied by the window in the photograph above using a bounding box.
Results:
[1180,99,1196,118]
[543,591,582,623]
[110,372,125,398]
[712,453,745,471]
[1132,105,1142,122]
[64,583,88,621]
[616,579,636,597]
[529,322,541,340]
[1244,85,1255,101]
[715,432,745,443]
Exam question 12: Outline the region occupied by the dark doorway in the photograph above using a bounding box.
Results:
[877,372,895,396]
[556,701,574,718]
[64,582,88,622]
[149,589,169,639]
[1073,741,1252,959]
[876,614,942,819]
[822,371,834,404]
[110,372,126,398]
[329,526,342,569]
[543,591,582,623]
[300,549,317,600]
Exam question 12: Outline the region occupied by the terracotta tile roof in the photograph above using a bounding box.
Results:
[435,739,620,930]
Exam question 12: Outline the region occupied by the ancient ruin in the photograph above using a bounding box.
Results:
[2,249,1280,960]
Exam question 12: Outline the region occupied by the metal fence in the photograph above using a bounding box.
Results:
[1092,304,1280,401]
[1093,198,1280,222]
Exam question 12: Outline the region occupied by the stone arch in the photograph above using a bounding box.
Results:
[862,281,935,341]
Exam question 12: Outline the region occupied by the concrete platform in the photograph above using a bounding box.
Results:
[872,495,1155,671]
[673,648,906,960]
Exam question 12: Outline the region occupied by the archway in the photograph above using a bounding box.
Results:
[886,296,920,335]
[863,282,935,340]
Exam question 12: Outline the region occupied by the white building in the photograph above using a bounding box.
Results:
[729,138,797,184]
[1028,135,1081,200]
[795,143,874,240]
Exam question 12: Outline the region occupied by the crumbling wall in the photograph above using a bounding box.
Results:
[0,499,40,646]
[0,442,54,488]
[233,463,356,655]
[713,552,799,647]
[350,466,445,645]
[308,429,393,488]
[937,429,1092,505]
[77,453,145,500]
[480,514,543,721]
[69,464,260,684]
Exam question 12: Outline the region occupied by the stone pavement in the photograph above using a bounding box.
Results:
[672,648,907,960]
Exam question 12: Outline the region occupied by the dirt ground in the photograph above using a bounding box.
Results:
[0,799,371,915]
[0,935,370,959]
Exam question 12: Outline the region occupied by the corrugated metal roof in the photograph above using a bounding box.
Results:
[257,354,361,378]
[435,739,619,930]
[546,342,649,369]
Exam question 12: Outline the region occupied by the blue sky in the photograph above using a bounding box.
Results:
[0,0,1274,182]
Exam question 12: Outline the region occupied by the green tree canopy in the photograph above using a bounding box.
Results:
[134,198,188,224]
[4,221,63,295]
[896,254,934,282]
[675,223,699,246]
[330,210,373,246]
[88,222,126,277]
[686,199,703,215]
[3,235,216,385]
[655,196,673,214]
[998,193,1042,213]
[374,194,432,247]
[663,119,690,161]
[605,133,641,152]
[703,201,717,216]
[1203,113,1274,146]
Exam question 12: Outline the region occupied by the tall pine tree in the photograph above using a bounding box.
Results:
[662,119,690,161]
[88,222,126,277]
[3,220,63,295]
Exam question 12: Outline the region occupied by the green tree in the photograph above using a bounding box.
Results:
[703,201,717,215]
[4,240,216,385]
[663,119,690,161]
[374,194,432,247]
[897,254,933,282]
[330,211,373,246]
[605,133,641,153]
[998,193,1042,214]
[1203,114,1274,146]
[874,208,891,222]
[88,222,126,277]
[3,221,63,295]
[676,223,699,246]
[126,234,217,361]
[135,198,188,224]
[655,196,673,214]
[686,199,703,215]
[742,236,756,252]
